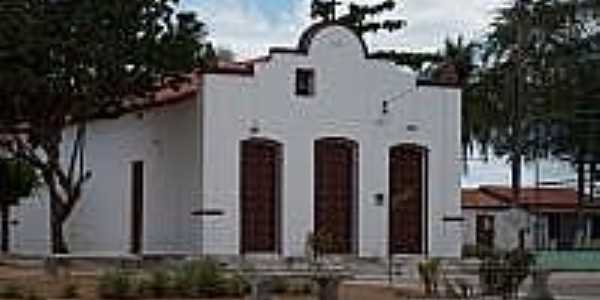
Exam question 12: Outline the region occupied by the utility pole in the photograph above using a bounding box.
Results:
[331,0,337,20]
[329,0,342,21]
[512,0,524,203]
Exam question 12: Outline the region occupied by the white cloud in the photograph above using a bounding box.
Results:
[183,0,312,59]
[183,0,512,59]
[360,0,510,52]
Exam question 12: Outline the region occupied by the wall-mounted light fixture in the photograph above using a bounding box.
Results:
[249,119,260,135]
[374,193,385,206]
[406,124,419,132]
[379,87,416,117]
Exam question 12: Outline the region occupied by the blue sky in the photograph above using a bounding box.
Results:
[181,0,510,59]
[180,0,577,187]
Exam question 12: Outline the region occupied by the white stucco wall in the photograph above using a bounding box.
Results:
[201,25,462,258]
[462,207,533,251]
[11,99,200,255]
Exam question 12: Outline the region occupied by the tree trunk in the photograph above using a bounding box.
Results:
[1,204,9,254]
[50,192,69,254]
[45,138,70,254]
[511,154,521,199]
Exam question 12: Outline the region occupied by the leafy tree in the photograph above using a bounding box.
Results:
[0,0,210,253]
[215,47,236,62]
[311,1,443,71]
[462,0,600,195]
[0,158,38,253]
[311,0,406,35]
[369,51,442,71]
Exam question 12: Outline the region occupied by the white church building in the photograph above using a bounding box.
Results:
[10,22,463,258]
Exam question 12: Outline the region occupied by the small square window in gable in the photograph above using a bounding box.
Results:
[295,68,315,96]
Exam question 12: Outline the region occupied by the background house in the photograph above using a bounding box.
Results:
[462,186,600,253]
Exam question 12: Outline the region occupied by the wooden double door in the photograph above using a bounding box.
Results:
[389,144,427,254]
[240,138,282,254]
[314,138,359,254]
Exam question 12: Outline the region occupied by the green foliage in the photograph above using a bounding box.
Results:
[462,243,495,259]
[289,280,314,295]
[222,272,251,297]
[305,229,342,265]
[0,283,22,299]
[171,259,227,298]
[310,0,405,35]
[478,248,535,298]
[370,50,442,71]
[215,47,236,62]
[59,283,79,299]
[417,258,441,295]
[131,276,151,298]
[462,0,600,164]
[97,269,132,299]
[148,269,171,298]
[0,0,210,253]
[95,261,250,299]
[271,276,289,294]
[23,289,40,300]
[0,158,38,204]
[131,269,171,298]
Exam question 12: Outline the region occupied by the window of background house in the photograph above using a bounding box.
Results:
[296,68,315,96]
[548,213,560,240]
[592,216,600,239]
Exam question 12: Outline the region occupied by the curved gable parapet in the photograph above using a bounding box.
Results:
[301,23,367,58]
[270,22,368,58]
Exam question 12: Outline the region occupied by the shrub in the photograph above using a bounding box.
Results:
[222,272,251,297]
[60,283,79,299]
[171,264,194,296]
[97,269,132,299]
[287,279,313,295]
[23,289,41,300]
[270,276,289,294]
[131,276,151,299]
[417,258,441,295]
[478,248,534,299]
[463,243,494,258]
[0,283,23,299]
[172,259,227,298]
[148,270,171,298]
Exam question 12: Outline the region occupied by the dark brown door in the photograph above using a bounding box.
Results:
[314,138,358,254]
[389,144,426,254]
[131,161,144,254]
[240,138,282,254]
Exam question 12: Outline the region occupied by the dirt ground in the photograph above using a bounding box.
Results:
[0,263,426,300]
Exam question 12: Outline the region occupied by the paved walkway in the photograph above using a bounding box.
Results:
[347,271,600,300]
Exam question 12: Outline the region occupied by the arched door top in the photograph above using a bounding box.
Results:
[390,143,429,152]
[315,137,358,147]
[242,137,282,147]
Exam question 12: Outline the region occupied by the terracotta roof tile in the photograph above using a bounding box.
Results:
[463,186,582,211]
[462,189,509,208]
[479,185,578,209]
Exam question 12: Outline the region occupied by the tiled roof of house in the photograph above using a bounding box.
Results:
[462,188,509,208]
[480,186,579,209]
[462,185,584,211]
[0,72,202,134]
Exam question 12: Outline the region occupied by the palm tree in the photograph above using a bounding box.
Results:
[0,158,38,254]
[461,0,600,192]
[442,36,478,86]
